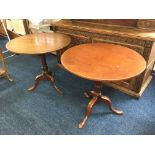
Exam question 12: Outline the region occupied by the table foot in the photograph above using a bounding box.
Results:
[79,96,98,128]
[28,72,62,94]
[79,81,123,128]
[101,96,123,115]
[28,74,43,91]
[5,72,13,82]
[46,73,63,94]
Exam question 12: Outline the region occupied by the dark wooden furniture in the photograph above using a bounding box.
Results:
[6,32,71,93]
[61,43,146,128]
[0,21,7,37]
[2,19,30,39]
[51,19,155,98]
[0,48,12,81]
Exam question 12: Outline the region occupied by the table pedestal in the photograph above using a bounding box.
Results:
[28,54,62,94]
[79,81,124,128]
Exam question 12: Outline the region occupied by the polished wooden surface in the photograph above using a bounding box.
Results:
[6,32,71,54]
[61,43,146,82]
[52,19,155,98]
[52,20,155,41]
[6,32,71,93]
[61,43,146,128]
[73,19,138,27]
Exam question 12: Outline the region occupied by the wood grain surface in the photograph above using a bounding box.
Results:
[61,43,146,81]
[6,32,71,54]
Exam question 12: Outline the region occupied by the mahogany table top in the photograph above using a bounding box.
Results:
[61,43,146,81]
[6,32,71,55]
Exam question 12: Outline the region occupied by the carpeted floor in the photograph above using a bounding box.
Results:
[0,36,155,135]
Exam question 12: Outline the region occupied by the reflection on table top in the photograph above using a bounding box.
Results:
[6,32,71,55]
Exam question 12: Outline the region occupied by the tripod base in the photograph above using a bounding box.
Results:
[28,72,62,94]
[79,81,123,128]
[28,54,62,94]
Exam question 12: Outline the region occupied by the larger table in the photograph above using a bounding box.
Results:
[61,43,146,128]
[6,32,71,93]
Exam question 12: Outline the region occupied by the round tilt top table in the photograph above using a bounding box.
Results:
[6,32,71,93]
[61,43,146,128]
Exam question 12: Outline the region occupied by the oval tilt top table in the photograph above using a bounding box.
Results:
[61,43,146,128]
[6,32,71,93]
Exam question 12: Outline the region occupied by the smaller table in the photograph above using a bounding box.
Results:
[6,32,71,93]
[61,43,146,128]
